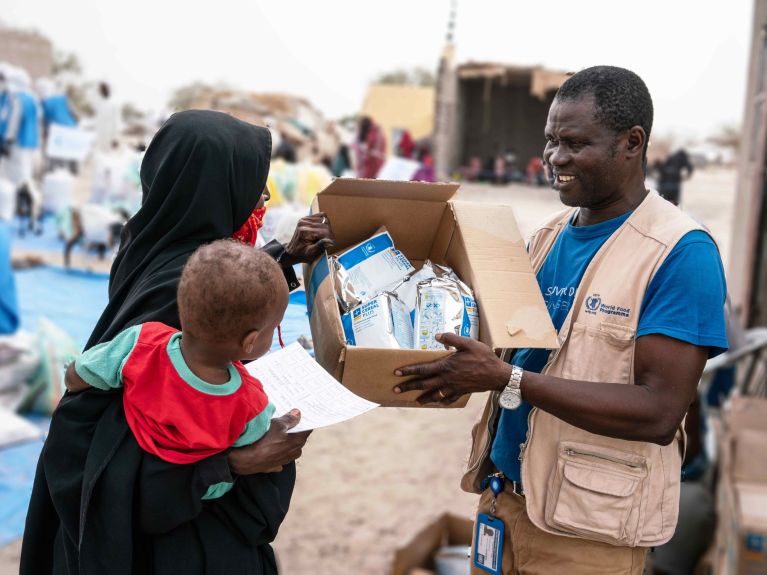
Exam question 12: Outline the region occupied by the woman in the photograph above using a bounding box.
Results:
[21,110,333,574]
[353,116,386,179]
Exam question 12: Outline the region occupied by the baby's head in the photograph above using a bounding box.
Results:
[178,239,289,361]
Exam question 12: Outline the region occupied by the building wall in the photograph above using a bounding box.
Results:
[457,76,555,170]
[731,0,767,326]
[361,84,435,153]
[0,26,53,79]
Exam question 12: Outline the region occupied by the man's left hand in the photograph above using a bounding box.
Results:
[282,212,335,265]
[393,333,510,405]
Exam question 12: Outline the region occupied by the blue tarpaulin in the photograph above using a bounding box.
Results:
[0,265,311,546]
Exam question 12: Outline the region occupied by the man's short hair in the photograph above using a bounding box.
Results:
[556,66,653,159]
[178,239,284,341]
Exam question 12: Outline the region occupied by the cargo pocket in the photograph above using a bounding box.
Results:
[545,442,648,546]
[561,322,635,383]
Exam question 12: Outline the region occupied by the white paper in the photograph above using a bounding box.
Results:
[46,124,95,161]
[246,343,378,433]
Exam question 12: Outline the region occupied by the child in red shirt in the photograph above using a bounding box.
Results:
[65,239,289,499]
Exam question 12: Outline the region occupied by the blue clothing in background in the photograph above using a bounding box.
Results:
[16,92,39,149]
[41,95,76,128]
[0,223,19,335]
[490,211,729,484]
[0,92,12,139]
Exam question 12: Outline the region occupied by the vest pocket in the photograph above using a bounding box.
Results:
[560,322,635,383]
[545,441,648,546]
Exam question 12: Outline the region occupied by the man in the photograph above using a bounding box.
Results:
[656,149,694,206]
[393,66,727,574]
[94,81,120,152]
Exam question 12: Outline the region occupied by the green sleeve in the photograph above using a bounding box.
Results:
[74,324,142,390]
[201,404,276,500]
[231,403,275,447]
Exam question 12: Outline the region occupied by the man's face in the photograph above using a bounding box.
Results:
[543,95,628,209]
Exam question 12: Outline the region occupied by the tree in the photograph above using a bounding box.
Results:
[51,50,93,116]
[375,67,436,87]
[707,124,741,153]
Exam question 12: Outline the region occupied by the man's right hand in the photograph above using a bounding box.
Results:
[227,409,311,475]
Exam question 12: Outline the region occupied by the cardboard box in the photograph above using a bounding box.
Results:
[391,513,474,575]
[712,396,767,575]
[727,396,767,482]
[304,178,558,407]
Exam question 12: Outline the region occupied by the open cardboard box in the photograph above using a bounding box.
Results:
[304,178,558,407]
[391,513,474,575]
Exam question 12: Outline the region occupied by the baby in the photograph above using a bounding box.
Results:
[65,239,289,499]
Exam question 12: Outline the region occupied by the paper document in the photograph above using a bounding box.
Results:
[246,343,378,433]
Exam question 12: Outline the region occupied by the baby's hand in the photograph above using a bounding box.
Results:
[64,363,92,393]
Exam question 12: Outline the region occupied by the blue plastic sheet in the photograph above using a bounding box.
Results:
[1,266,311,545]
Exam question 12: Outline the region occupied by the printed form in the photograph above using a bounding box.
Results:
[246,342,379,433]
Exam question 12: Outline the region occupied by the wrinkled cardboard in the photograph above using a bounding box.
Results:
[391,513,474,575]
[713,396,767,575]
[305,178,558,407]
[727,396,767,482]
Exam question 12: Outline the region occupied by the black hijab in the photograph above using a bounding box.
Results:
[87,109,271,347]
[21,111,295,575]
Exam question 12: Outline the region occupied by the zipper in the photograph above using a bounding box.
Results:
[518,349,556,465]
[563,447,641,469]
[465,393,500,474]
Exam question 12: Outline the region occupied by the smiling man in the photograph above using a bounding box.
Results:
[393,66,728,574]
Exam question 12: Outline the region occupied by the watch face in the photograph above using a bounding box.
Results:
[500,389,522,410]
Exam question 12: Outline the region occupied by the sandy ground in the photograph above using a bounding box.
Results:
[2,167,737,574]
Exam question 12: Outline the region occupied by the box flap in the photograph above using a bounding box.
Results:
[343,347,469,408]
[447,200,559,350]
[392,513,473,575]
[319,177,459,202]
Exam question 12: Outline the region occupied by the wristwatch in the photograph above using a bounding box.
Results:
[498,365,524,410]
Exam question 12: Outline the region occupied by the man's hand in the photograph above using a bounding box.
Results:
[64,363,91,392]
[227,409,312,474]
[281,213,335,266]
[393,333,510,405]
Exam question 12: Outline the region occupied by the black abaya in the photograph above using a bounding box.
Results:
[21,110,296,575]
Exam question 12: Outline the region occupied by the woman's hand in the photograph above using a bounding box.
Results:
[282,213,335,265]
[227,409,311,474]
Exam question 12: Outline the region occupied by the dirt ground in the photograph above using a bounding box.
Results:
[1,167,737,574]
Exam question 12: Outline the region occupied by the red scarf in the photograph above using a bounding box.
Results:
[232,206,267,246]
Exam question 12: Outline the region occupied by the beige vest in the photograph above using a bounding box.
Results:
[461,191,707,548]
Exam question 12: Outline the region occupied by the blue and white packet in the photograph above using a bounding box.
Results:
[414,276,479,350]
[330,228,415,312]
[341,293,414,349]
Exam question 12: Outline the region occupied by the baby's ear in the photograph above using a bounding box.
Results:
[241,329,260,354]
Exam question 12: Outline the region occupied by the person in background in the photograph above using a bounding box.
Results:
[331,143,352,177]
[0,66,17,162]
[353,116,386,179]
[4,67,42,233]
[656,149,694,206]
[526,156,546,186]
[396,129,415,159]
[411,143,436,182]
[0,219,19,335]
[36,77,79,174]
[94,81,120,152]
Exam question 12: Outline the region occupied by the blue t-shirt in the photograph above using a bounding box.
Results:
[490,210,729,483]
[41,95,76,128]
[16,91,39,149]
[0,92,12,140]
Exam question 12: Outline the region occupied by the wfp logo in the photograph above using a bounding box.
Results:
[362,242,377,256]
[585,294,601,314]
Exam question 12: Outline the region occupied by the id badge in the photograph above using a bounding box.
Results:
[473,512,504,575]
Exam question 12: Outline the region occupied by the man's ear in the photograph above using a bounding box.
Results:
[241,329,260,355]
[625,126,646,160]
